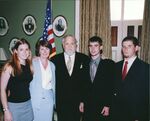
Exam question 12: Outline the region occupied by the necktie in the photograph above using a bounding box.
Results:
[90,61,97,82]
[66,56,72,74]
[122,61,128,80]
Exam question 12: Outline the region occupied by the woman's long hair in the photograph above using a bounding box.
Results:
[3,38,33,76]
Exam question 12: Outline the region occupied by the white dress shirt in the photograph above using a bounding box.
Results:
[123,56,137,73]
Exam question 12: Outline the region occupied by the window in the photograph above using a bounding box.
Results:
[110,0,145,20]
[110,0,145,62]
[110,0,122,20]
[124,0,144,20]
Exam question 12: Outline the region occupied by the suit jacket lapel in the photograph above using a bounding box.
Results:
[124,57,138,80]
[34,60,42,84]
[71,52,79,76]
[62,54,68,71]
[119,61,124,80]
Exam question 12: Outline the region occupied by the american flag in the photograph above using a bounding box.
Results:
[42,0,56,57]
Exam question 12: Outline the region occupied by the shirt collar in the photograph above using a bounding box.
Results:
[91,56,100,65]
[64,52,75,58]
[124,56,137,64]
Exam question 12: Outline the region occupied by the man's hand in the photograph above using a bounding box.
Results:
[101,106,109,116]
[79,102,84,113]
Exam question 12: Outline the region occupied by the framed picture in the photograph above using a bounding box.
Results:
[0,16,9,36]
[9,37,19,54]
[53,15,67,37]
[22,15,37,36]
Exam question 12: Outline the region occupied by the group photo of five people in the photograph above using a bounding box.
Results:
[0,34,149,121]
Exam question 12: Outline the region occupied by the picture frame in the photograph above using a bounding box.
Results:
[53,15,67,37]
[0,16,9,36]
[9,37,19,54]
[22,15,37,36]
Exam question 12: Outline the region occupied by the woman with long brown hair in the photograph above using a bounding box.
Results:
[0,38,34,121]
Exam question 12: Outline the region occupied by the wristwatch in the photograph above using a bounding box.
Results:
[3,107,9,112]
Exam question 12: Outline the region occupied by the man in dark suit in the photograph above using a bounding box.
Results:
[111,36,149,121]
[51,35,89,121]
[80,36,115,121]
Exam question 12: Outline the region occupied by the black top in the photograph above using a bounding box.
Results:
[7,64,33,103]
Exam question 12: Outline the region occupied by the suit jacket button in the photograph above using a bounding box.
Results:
[114,93,117,96]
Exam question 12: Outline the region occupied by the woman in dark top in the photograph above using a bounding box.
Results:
[0,38,33,121]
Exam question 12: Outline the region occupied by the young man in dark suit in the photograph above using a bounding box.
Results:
[80,36,115,121]
[51,35,89,121]
[111,36,149,121]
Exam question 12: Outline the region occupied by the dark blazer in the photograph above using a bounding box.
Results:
[112,57,149,121]
[83,59,115,121]
[51,52,89,121]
